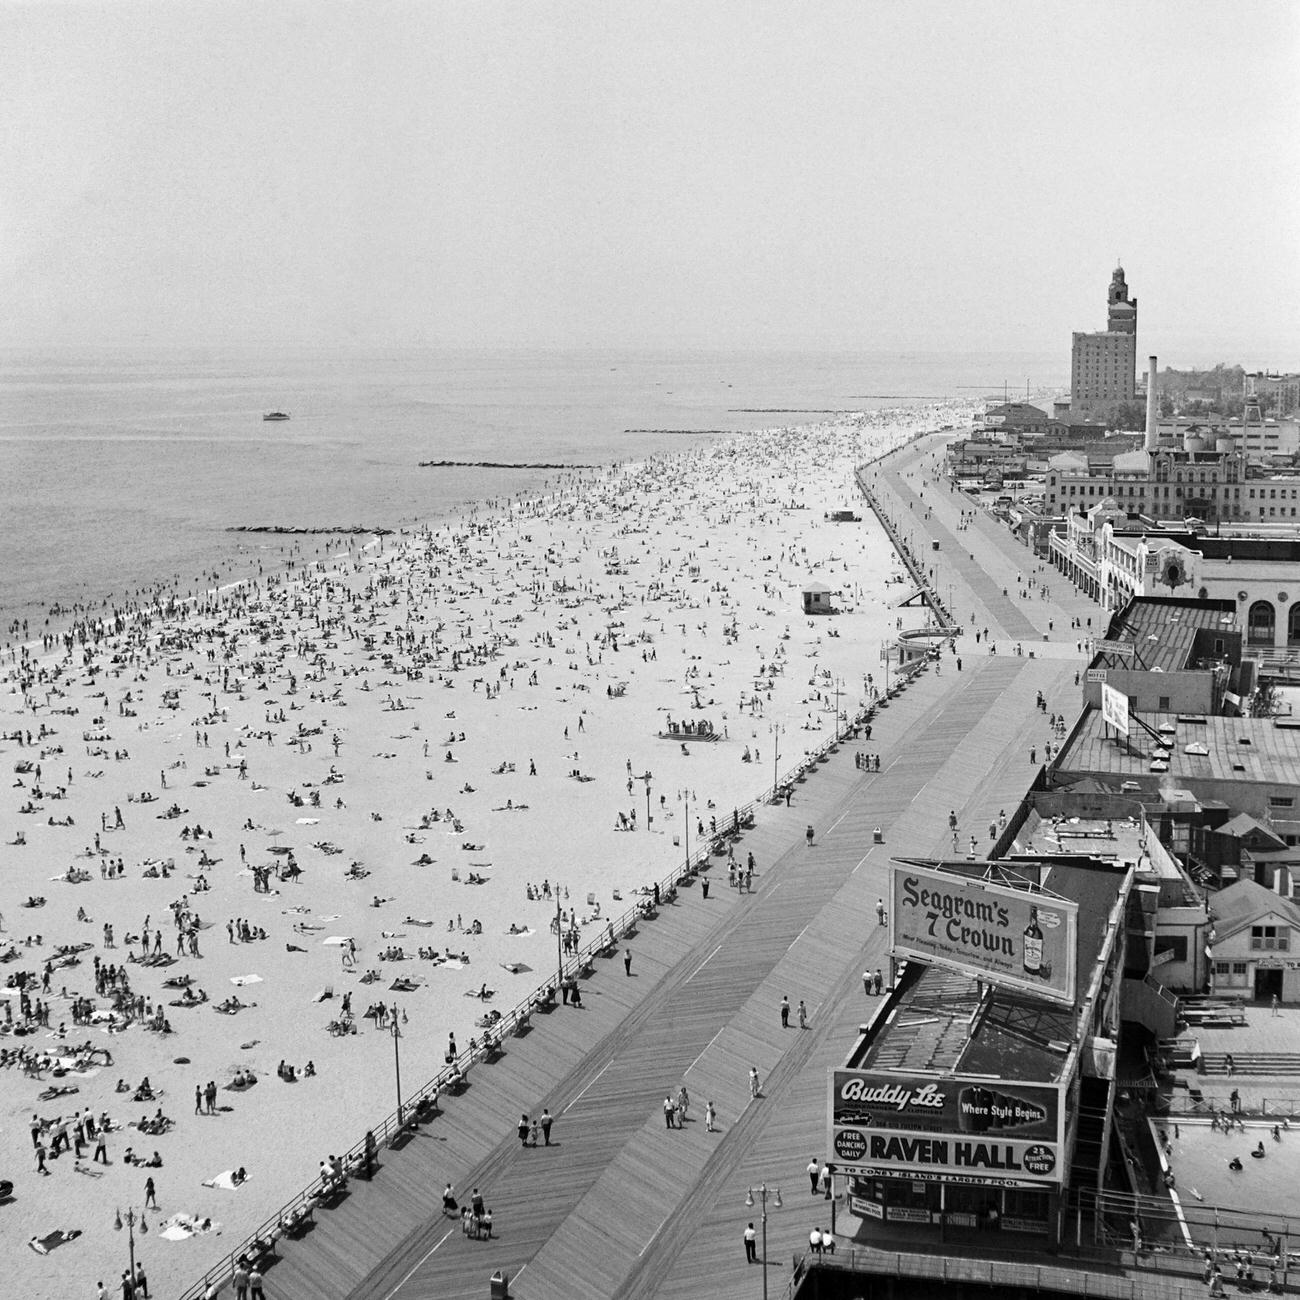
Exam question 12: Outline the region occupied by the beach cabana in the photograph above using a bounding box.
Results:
[801,581,835,615]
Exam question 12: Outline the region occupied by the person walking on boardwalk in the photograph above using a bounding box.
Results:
[705,1101,716,1132]
[876,898,886,926]
[805,824,814,847]
[664,1094,677,1129]
[808,1157,820,1193]
[623,948,632,976]
[541,1108,553,1145]
[677,1084,690,1123]
[780,995,790,1028]
[749,1066,761,1099]
[518,1113,531,1147]
[798,999,808,1029]
[744,1222,757,1263]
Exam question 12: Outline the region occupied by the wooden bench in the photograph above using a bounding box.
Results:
[279,1201,316,1237]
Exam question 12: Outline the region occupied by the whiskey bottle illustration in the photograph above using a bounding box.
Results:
[1023,906,1044,977]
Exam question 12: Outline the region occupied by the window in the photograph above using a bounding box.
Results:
[1269,795,1295,810]
[1251,925,1290,952]
[1248,600,1276,645]
[1158,696,1171,710]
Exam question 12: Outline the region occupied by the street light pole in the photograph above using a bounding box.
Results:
[771,723,782,800]
[833,678,842,743]
[683,791,690,873]
[114,1206,146,1290]
[390,1008,403,1127]
[745,1183,782,1300]
[555,893,564,995]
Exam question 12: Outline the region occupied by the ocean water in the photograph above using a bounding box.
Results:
[0,346,1063,635]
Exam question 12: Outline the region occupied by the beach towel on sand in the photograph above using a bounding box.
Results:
[28,1229,81,1254]
[202,1170,251,1191]
[159,1212,222,1240]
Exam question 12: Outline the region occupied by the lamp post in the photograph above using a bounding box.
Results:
[390,1006,403,1128]
[745,1183,782,1300]
[833,678,843,743]
[770,723,782,801]
[555,892,564,996]
[682,791,690,873]
[114,1205,147,1291]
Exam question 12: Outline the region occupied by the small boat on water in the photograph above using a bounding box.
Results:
[262,411,291,422]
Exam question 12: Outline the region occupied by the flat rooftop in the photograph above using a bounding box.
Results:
[1055,708,1300,785]
[849,859,1127,1086]
[1095,597,1237,673]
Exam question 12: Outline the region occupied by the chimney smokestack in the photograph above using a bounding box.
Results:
[1144,355,1159,453]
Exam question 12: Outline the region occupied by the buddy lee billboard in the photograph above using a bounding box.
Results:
[829,1069,1063,1186]
[890,863,1078,1005]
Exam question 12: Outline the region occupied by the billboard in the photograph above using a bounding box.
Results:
[829,1069,1063,1186]
[889,863,1078,1005]
[1095,638,1135,658]
[1101,682,1130,736]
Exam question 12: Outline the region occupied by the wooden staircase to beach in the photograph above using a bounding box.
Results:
[1200,1052,1300,1076]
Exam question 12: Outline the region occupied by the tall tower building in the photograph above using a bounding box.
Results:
[1070,264,1138,417]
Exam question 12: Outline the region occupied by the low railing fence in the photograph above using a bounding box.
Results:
[176,437,948,1300]
[176,670,935,1299]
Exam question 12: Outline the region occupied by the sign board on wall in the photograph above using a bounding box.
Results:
[1101,682,1130,736]
[1095,639,1135,658]
[829,1069,1063,1187]
[889,862,1078,1005]
[1086,668,1107,683]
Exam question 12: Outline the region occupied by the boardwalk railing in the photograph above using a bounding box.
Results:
[784,1228,1293,1300]
[854,458,959,635]
[786,1247,1231,1300]
[175,442,948,1300]
[175,668,938,1299]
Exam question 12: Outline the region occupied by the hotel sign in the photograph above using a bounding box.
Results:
[829,1070,1063,1186]
[889,863,1078,1005]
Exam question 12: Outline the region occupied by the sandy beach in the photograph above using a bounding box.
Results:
[0,405,972,1298]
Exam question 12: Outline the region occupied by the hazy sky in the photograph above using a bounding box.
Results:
[2,1,1297,362]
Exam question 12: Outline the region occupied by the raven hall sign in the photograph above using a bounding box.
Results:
[829,1070,1063,1185]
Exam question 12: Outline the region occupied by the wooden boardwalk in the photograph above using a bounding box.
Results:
[235,435,1120,1300]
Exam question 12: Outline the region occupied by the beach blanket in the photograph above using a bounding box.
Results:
[29,1229,81,1254]
[230,974,263,986]
[158,1212,222,1241]
[322,936,351,946]
[202,1169,250,1191]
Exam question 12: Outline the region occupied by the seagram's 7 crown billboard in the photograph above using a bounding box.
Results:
[889,863,1078,1005]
